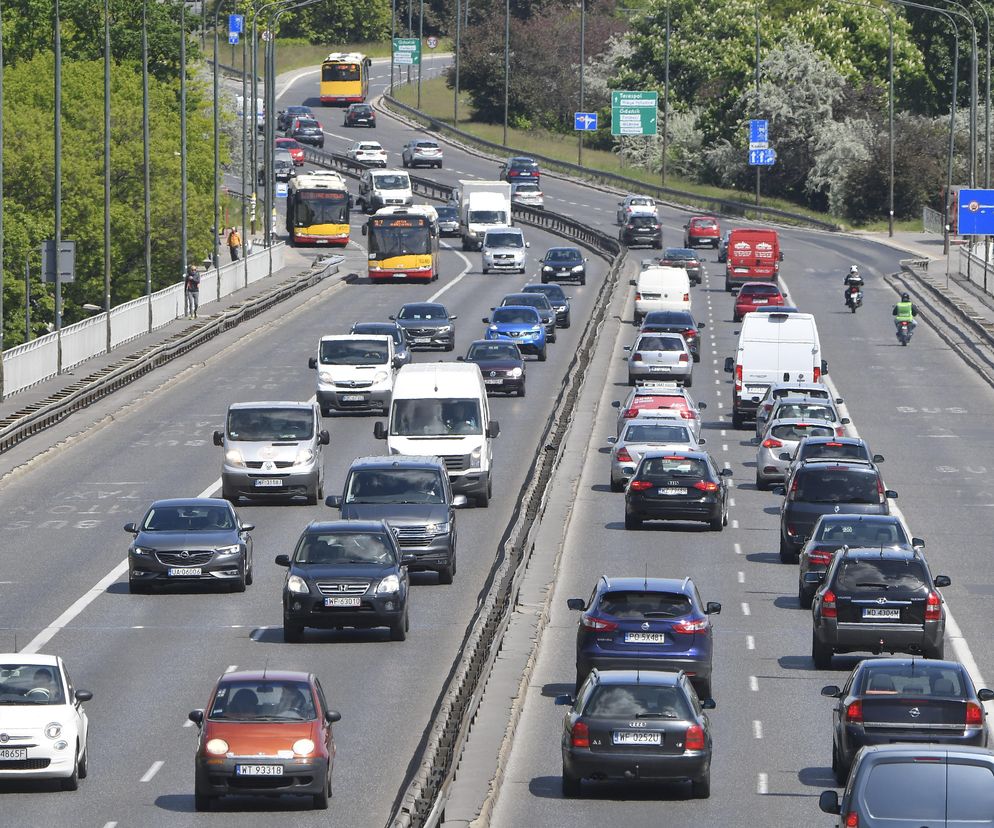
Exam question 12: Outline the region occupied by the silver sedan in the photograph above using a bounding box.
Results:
[625,333,693,387]
[754,382,842,438]
[755,418,837,490]
[756,395,849,440]
[608,418,703,491]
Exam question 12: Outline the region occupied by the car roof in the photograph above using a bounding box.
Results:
[798,457,876,469]
[663,248,697,256]
[495,304,540,315]
[766,417,836,428]
[800,436,867,447]
[774,395,834,405]
[227,400,313,411]
[400,302,446,312]
[0,653,61,667]
[836,547,923,562]
[596,575,695,593]
[856,657,964,673]
[353,321,401,330]
[347,455,445,471]
[641,449,709,461]
[856,744,994,762]
[220,669,312,683]
[147,497,233,509]
[509,156,536,164]
[815,513,900,525]
[303,519,392,533]
[590,669,684,687]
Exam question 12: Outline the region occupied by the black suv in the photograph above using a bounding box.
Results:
[620,215,663,248]
[276,520,412,642]
[809,547,950,669]
[540,246,587,285]
[277,105,313,132]
[639,310,706,362]
[326,456,466,584]
[287,117,324,148]
[774,459,896,562]
[498,156,540,183]
[344,103,376,127]
[522,283,571,328]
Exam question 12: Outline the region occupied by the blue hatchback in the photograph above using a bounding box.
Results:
[566,576,721,697]
[482,305,547,361]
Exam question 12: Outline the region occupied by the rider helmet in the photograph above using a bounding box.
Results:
[901,292,910,302]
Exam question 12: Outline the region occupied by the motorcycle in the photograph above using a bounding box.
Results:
[896,320,913,346]
[846,286,863,313]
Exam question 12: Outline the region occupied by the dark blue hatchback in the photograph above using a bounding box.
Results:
[567,576,721,697]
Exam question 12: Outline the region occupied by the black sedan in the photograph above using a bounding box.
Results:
[625,450,732,531]
[522,283,571,328]
[639,310,706,362]
[650,248,705,285]
[620,216,662,249]
[458,340,526,396]
[557,669,714,798]
[390,302,457,351]
[277,105,313,132]
[821,658,994,784]
[276,520,412,642]
[125,498,254,593]
[540,246,587,285]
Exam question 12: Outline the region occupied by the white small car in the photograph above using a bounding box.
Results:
[511,182,544,209]
[0,654,92,789]
[616,194,658,225]
[346,140,388,167]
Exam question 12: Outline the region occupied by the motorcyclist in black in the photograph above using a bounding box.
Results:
[843,265,864,305]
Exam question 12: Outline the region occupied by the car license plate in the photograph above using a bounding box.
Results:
[341,394,365,402]
[412,337,431,343]
[649,366,670,372]
[613,731,661,745]
[168,567,202,577]
[658,487,687,495]
[0,748,27,760]
[624,632,665,644]
[746,386,767,395]
[325,596,361,607]
[863,607,901,619]
[235,765,284,776]
[254,479,282,487]
[753,298,768,304]
[484,378,504,385]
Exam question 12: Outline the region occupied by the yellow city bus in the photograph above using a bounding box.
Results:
[320,52,372,105]
[363,206,439,283]
[286,172,351,246]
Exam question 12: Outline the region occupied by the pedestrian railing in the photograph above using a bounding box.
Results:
[923,206,944,235]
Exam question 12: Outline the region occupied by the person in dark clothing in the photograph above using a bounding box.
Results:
[185,264,201,318]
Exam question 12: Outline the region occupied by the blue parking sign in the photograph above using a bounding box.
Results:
[228,33,239,45]
[229,14,244,34]
[750,120,768,144]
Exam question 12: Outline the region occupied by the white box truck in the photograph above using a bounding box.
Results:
[457,180,512,251]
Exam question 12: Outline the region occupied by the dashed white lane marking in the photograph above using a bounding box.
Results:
[720,429,727,437]
[734,543,742,555]
[753,720,763,739]
[741,602,751,616]
[737,571,745,583]
[102,823,119,828]
[731,518,739,528]
[225,664,238,673]
[722,443,728,452]
[749,675,759,692]
[140,761,164,782]
[757,772,769,794]
[729,497,735,507]
[746,635,755,650]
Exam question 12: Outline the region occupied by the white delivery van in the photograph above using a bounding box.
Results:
[358,168,413,213]
[308,334,395,415]
[634,266,691,323]
[723,311,827,429]
[374,363,501,506]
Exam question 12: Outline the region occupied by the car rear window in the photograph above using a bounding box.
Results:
[297,119,320,129]
[834,559,929,592]
[632,395,689,412]
[795,469,880,503]
[623,424,694,444]
[815,519,908,546]
[416,141,438,149]
[741,284,781,296]
[641,456,708,478]
[801,442,868,462]
[770,423,835,441]
[599,590,692,618]
[947,764,994,818]
[630,216,658,227]
[864,762,946,819]
[774,403,834,420]
[583,685,692,719]
[636,335,684,352]
[773,386,829,399]
[691,218,717,228]
[858,664,965,697]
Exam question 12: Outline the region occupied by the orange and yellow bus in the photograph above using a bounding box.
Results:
[320,52,372,105]
[286,172,351,246]
[363,206,439,283]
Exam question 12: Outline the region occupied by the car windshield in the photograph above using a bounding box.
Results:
[486,232,524,248]
[353,324,404,347]
[524,285,565,301]
[769,423,835,441]
[835,559,929,592]
[0,664,67,705]
[227,408,313,441]
[641,456,708,478]
[544,248,581,264]
[296,119,320,130]
[493,307,539,325]
[796,470,879,503]
[294,531,396,565]
[663,249,695,260]
[858,664,965,696]
[584,685,691,719]
[320,338,388,366]
[391,398,482,436]
[599,590,693,618]
[468,342,521,360]
[398,304,447,320]
[373,174,408,190]
[141,504,234,532]
[623,424,694,444]
[345,469,445,504]
[775,403,834,420]
[504,295,548,310]
[629,198,654,207]
[801,442,868,461]
[815,519,909,546]
[635,336,684,352]
[436,207,458,221]
[209,679,317,722]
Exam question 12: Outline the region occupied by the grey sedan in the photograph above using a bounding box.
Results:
[755,418,836,490]
[608,417,703,491]
[757,395,849,440]
[350,321,412,367]
[626,333,693,386]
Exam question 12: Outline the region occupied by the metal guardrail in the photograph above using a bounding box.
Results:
[382,94,841,233]
[923,205,944,235]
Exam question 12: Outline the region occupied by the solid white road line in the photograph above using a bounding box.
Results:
[140,761,164,782]
[428,245,474,303]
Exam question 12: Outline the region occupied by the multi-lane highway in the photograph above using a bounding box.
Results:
[3,56,994,828]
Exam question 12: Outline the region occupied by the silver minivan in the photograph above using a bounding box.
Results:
[213,401,328,504]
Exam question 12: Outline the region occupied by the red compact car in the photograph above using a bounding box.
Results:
[189,669,341,811]
[683,216,721,249]
[733,282,785,321]
[275,137,305,166]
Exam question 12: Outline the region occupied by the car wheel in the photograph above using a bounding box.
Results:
[444,343,454,352]
[732,313,741,323]
[627,373,636,387]
[77,743,88,779]
[230,567,247,593]
[610,478,625,493]
[731,411,744,429]
[313,773,331,809]
[692,352,699,362]
[482,266,489,274]
[683,375,693,388]
[221,486,238,504]
[708,513,723,532]
[305,486,318,506]
[537,346,547,362]
[563,318,571,329]
[812,630,834,670]
[625,511,642,530]
[695,678,712,700]
[833,745,851,786]
[476,477,492,508]
[562,770,581,798]
[245,563,254,587]
[541,276,548,284]
[62,753,80,791]
[691,772,711,799]
[283,618,304,643]
[390,609,408,641]
[579,277,586,285]
[438,557,455,585]
[517,385,526,397]
[925,641,945,659]
[194,790,213,811]
[549,331,557,343]
[798,584,814,610]
[779,536,798,564]
[725,279,733,293]
[755,475,769,491]
[129,578,151,595]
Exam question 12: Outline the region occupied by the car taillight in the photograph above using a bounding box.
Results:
[679,353,689,362]
[673,618,709,633]
[692,480,719,492]
[836,426,846,437]
[580,615,618,632]
[788,477,799,501]
[684,329,697,338]
[632,353,643,361]
[735,364,742,393]
[762,438,783,448]
[685,724,705,751]
[623,407,639,418]
[571,720,590,748]
[629,479,654,492]
[925,591,942,621]
[616,447,633,462]
[809,548,834,566]
[682,293,690,302]
[813,365,821,382]
[877,478,886,504]
[967,701,984,725]
[680,410,696,419]
[844,813,858,828]
[634,292,642,301]
[822,589,837,618]
[845,700,863,723]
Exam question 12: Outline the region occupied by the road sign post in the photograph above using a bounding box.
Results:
[611,91,658,137]
[747,148,776,166]
[957,188,994,235]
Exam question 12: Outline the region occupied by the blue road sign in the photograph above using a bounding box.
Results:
[958,188,994,234]
[574,112,598,131]
[228,33,239,45]
[748,148,776,166]
[276,182,289,198]
[750,119,768,144]
[229,14,244,34]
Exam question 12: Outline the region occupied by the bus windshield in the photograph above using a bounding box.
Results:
[294,191,348,227]
[323,63,359,82]
[369,223,431,258]
[391,399,483,436]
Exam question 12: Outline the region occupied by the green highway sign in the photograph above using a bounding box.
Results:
[611,90,658,136]
[393,37,421,66]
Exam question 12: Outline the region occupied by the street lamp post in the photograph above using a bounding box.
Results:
[54,0,64,374]
[417,0,424,109]
[180,0,189,276]
[578,0,586,166]
[662,4,669,184]
[213,0,227,280]
[454,0,461,124]
[503,0,510,147]
[103,0,112,353]
[0,0,4,400]
[142,0,152,326]
[971,0,991,186]
[754,2,761,207]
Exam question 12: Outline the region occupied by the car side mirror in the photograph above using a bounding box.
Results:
[873,454,885,463]
[698,437,707,445]
[566,598,586,611]
[835,397,844,404]
[623,346,632,351]
[607,436,617,444]
[318,430,330,446]
[325,710,342,724]
[821,685,842,698]
[213,430,224,446]
[723,357,734,374]
[979,689,994,702]
[188,709,204,727]
[482,317,490,324]
[325,495,342,509]
[698,402,707,410]
[240,523,255,532]
[912,537,925,549]
[392,355,403,368]
[700,698,716,710]
[452,494,469,508]
[487,420,501,438]
[804,572,825,584]
[705,601,721,615]
[819,790,841,815]
[821,359,829,376]
[374,421,387,440]
[772,486,786,495]
[698,322,706,329]
[841,417,851,425]
[779,251,785,262]
[934,575,951,588]
[274,554,291,567]
[456,356,465,362]
[730,288,739,296]
[554,694,574,706]
[778,452,792,461]
[885,490,898,499]
[611,400,621,408]
[75,689,93,703]
[388,315,396,321]
[720,468,732,477]
[450,314,458,321]
[401,553,417,566]
[124,522,138,534]
[525,242,530,248]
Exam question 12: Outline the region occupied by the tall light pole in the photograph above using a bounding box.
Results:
[390,0,396,95]
[417,0,424,108]
[503,0,510,147]
[0,0,4,400]
[213,0,227,276]
[454,0,461,123]
[939,0,978,185]
[662,4,670,184]
[754,2,761,207]
[578,0,585,166]
[142,0,152,327]
[54,0,64,361]
[971,0,990,185]
[180,0,189,275]
[103,0,112,353]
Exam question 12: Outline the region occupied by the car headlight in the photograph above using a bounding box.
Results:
[295,448,315,465]
[572,264,584,272]
[489,325,498,332]
[225,448,246,468]
[132,546,150,557]
[45,723,62,740]
[532,326,542,333]
[214,544,241,556]
[373,371,389,383]
[542,265,553,272]
[470,447,482,468]
[206,738,229,756]
[375,574,401,595]
[319,371,335,383]
[510,367,523,378]
[287,575,310,595]
[424,522,450,535]
[292,738,315,756]
[436,325,452,333]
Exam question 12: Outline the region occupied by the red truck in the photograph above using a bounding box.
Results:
[724,228,783,292]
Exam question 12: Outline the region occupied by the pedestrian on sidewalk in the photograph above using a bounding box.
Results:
[185,263,201,319]
[228,227,241,262]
